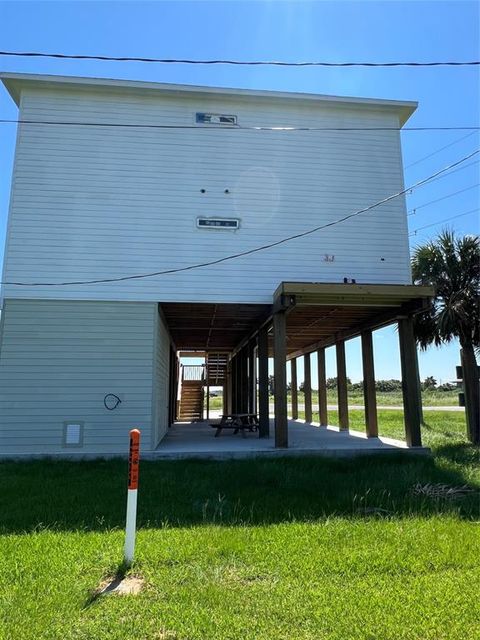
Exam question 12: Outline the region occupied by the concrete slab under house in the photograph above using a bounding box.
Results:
[0,73,434,459]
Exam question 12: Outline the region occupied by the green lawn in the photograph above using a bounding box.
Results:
[208,390,461,408]
[1,411,479,640]
[315,389,460,406]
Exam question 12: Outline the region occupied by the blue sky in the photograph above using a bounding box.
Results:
[0,0,478,385]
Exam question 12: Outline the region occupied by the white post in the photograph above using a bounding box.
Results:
[124,428,140,566]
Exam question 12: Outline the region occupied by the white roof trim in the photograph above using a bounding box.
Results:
[0,71,418,125]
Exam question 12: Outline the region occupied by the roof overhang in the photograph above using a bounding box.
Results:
[273,282,435,359]
[0,72,417,126]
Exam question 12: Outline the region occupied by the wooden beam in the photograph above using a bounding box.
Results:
[291,358,298,420]
[336,340,349,430]
[273,311,288,448]
[285,299,432,361]
[257,326,270,438]
[304,352,312,423]
[275,281,435,300]
[361,331,378,437]
[229,309,274,358]
[398,318,422,447]
[317,348,328,426]
[272,293,296,314]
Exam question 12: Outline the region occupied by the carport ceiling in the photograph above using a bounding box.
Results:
[160,302,271,351]
[273,282,435,359]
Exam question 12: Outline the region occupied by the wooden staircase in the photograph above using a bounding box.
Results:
[178,381,204,421]
[177,356,229,421]
[178,364,205,421]
[206,352,228,386]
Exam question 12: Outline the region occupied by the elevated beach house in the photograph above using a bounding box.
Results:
[0,73,433,457]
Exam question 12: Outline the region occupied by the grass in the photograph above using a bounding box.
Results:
[208,390,461,408]
[1,411,479,639]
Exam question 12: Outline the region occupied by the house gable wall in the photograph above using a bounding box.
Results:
[2,84,412,304]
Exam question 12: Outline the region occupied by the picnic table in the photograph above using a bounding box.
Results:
[210,413,259,438]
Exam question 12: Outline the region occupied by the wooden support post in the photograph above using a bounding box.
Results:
[241,348,249,413]
[248,341,255,414]
[336,340,349,430]
[461,346,480,444]
[291,358,298,419]
[257,326,270,438]
[398,318,422,447]
[238,352,244,413]
[317,348,328,426]
[168,347,175,425]
[361,331,378,437]
[226,361,232,415]
[232,355,239,414]
[237,351,243,413]
[273,311,288,448]
[170,351,179,424]
[238,350,245,414]
[205,358,210,421]
[304,352,312,423]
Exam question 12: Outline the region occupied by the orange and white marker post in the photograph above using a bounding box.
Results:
[124,429,140,566]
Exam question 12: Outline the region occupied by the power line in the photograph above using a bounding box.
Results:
[409,208,479,236]
[2,148,478,287]
[407,183,479,215]
[0,118,478,132]
[404,131,478,169]
[420,159,480,186]
[0,51,479,66]
[407,182,480,215]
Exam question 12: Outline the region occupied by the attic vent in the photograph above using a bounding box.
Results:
[196,112,237,125]
[197,217,240,230]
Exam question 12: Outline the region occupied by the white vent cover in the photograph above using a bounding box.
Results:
[196,112,237,125]
[63,422,84,447]
[197,217,240,230]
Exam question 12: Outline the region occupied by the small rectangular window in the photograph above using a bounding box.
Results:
[196,112,237,125]
[197,217,240,230]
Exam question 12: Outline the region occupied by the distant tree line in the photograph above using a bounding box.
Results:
[279,376,456,393]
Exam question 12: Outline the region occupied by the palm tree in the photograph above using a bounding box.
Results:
[411,229,479,444]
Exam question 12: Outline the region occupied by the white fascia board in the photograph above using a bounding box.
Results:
[0,71,417,125]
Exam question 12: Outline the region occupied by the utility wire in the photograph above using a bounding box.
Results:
[407,183,479,215]
[2,148,478,287]
[0,51,479,66]
[0,118,478,132]
[409,208,479,236]
[404,131,478,169]
[420,159,480,186]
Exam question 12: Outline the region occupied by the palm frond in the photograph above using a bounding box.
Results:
[411,228,480,348]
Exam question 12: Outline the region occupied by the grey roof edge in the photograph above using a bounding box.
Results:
[0,71,418,126]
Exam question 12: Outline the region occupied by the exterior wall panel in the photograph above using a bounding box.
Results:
[0,299,163,456]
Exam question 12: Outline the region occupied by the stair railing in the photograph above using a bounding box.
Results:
[182,364,206,382]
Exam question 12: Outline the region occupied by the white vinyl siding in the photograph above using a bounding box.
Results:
[0,299,163,456]
[1,86,412,304]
